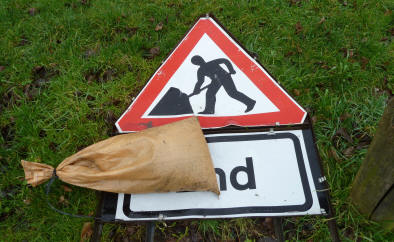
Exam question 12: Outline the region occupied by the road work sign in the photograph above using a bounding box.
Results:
[116,16,307,132]
[98,15,330,222]
[100,128,329,221]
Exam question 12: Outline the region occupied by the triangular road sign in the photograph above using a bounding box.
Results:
[116,16,306,132]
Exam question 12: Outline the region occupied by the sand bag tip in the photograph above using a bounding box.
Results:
[21,160,54,187]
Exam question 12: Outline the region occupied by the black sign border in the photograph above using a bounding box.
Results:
[118,132,313,219]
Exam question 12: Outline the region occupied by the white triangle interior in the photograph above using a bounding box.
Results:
[142,34,279,118]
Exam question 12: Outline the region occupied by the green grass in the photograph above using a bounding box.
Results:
[0,0,393,241]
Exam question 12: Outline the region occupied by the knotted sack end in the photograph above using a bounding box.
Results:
[21,160,54,187]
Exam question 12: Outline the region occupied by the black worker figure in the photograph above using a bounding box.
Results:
[190,55,256,114]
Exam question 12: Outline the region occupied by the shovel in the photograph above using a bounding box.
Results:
[187,85,210,98]
[149,85,210,115]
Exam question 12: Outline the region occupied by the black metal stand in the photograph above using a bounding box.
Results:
[273,218,284,242]
[91,216,340,242]
[91,220,103,242]
[89,151,341,242]
[145,222,156,242]
[91,191,104,242]
[327,202,341,242]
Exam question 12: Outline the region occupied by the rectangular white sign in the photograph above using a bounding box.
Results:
[115,130,325,221]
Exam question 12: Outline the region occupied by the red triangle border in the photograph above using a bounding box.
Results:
[116,17,306,132]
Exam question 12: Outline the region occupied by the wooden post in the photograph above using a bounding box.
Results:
[350,97,394,230]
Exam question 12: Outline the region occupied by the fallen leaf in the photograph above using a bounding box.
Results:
[336,127,353,143]
[126,225,135,235]
[18,36,30,46]
[191,232,203,241]
[32,65,59,83]
[389,27,394,36]
[62,185,72,192]
[330,147,341,162]
[340,48,348,57]
[340,112,351,121]
[80,222,93,241]
[263,217,274,231]
[296,46,302,55]
[289,0,302,6]
[111,99,121,106]
[105,110,116,125]
[383,75,389,86]
[83,48,99,58]
[64,2,76,8]
[149,46,160,58]
[343,146,355,157]
[28,8,38,16]
[39,129,47,137]
[23,199,31,205]
[49,142,57,151]
[0,66,5,72]
[340,48,355,58]
[315,61,327,68]
[115,27,138,37]
[84,68,115,83]
[149,17,155,22]
[293,89,301,96]
[33,66,46,78]
[356,141,370,150]
[348,49,354,58]
[165,238,177,242]
[86,95,95,101]
[74,91,83,97]
[344,226,355,239]
[23,84,38,100]
[311,116,317,124]
[59,195,69,205]
[85,73,97,83]
[125,27,138,36]
[384,10,392,16]
[295,22,303,35]
[102,69,114,82]
[285,51,294,57]
[318,17,326,24]
[155,22,163,31]
[107,227,117,240]
[360,57,369,69]
[355,133,372,149]
[104,110,118,136]
[1,89,20,110]
[22,66,55,100]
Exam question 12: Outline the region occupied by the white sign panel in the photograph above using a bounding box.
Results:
[114,130,325,221]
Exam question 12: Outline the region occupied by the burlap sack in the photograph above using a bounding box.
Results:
[21,117,219,195]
